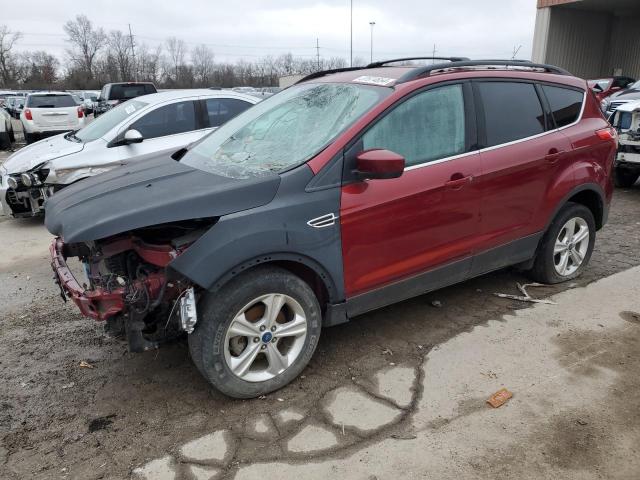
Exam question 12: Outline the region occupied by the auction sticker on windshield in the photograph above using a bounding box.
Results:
[125,105,137,114]
[353,76,395,86]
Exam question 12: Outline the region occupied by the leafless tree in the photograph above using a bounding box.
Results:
[165,37,186,84]
[21,51,59,88]
[192,44,215,86]
[108,30,133,81]
[0,25,22,87]
[63,15,106,80]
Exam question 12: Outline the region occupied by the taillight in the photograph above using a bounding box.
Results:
[596,127,618,148]
[77,107,84,118]
[24,109,32,120]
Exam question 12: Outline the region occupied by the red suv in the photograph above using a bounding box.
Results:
[46,58,617,398]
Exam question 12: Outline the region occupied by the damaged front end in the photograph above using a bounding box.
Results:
[2,167,55,217]
[50,219,214,352]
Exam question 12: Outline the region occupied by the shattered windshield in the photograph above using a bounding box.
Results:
[182,83,389,178]
[74,99,148,143]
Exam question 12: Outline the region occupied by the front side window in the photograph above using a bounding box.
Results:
[205,98,253,127]
[542,85,584,128]
[183,83,389,178]
[131,101,196,139]
[477,82,545,147]
[362,84,466,167]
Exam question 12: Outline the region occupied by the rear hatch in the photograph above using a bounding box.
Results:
[27,94,81,129]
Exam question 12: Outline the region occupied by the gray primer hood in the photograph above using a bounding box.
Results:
[45,155,280,243]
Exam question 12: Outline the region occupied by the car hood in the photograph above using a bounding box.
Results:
[45,155,281,243]
[610,89,640,101]
[2,134,84,174]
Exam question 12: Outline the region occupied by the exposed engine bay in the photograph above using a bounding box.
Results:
[51,219,213,352]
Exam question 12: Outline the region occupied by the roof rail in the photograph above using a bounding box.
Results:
[366,57,470,68]
[396,59,572,84]
[296,66,366,85]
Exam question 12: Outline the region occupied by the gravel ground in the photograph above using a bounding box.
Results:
[0,136,639,479]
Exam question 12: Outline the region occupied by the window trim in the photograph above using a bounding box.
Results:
[538,82,587,131]
[128,99,199,141]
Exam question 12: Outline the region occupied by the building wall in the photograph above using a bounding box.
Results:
[605,16,640,78]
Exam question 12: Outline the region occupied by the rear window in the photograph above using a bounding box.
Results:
[541,85,584,128]
[477,82,545,147]
[109,84,157,100]
[27,94,76,108]
[206,98,253,127]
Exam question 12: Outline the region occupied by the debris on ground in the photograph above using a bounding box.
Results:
[61,382,75,390]
[382,347,393,356]
[88,414,116,433]
[576,419,589,426]
[494,283,557,305]
[480,371,498,379]
[390,433,417,440]
[79,361,94,369]
[487,388,513,408]
[431,300,442,308]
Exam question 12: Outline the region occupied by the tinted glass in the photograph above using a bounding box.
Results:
[75,99,148,143]
[478,82,545,146]
[206,98,253,127]
[542,85,584,128]
[362,84,466,167]
[27,94,76,108]
[110,84,156,100]
[131,101,196,139]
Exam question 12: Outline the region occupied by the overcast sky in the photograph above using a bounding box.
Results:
[4,0,538,64]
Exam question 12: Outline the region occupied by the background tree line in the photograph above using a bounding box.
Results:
[0,16,360,90]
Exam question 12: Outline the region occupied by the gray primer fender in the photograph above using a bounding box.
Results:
[169,164,345,302]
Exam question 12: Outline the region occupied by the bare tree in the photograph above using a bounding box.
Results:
[165,37,186,84]
[22,51,59,88]
[108,30,133,81]
[192,44,214,86]
[63,15,106,81]
[0,25,22,87]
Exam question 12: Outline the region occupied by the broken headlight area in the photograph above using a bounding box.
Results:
[50,219,216,352]
[4,168,54,217]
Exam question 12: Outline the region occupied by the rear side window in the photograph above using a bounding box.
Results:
[362,84,466,167]
[27,94,76,108]
[477,82,545,147]
[542,85,584,128]
[205,98,253,127]
[131,101,196,139]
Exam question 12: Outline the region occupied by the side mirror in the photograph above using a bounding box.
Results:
[124,129,144,144]
[354,149,405,180]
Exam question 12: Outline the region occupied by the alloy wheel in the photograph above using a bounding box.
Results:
[553,217,590,276]
[223,293,308,382]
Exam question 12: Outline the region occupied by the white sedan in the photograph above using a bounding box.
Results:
[0,89,260,217]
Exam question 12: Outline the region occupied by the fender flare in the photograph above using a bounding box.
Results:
[545,183,607,232]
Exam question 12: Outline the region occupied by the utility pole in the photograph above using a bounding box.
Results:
[128,23,137,81]
[350,0,353,67]
[316,38,321,71]
[369,22,376,64]
[511,44,522,60]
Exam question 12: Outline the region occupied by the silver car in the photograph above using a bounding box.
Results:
[0,89,260,217]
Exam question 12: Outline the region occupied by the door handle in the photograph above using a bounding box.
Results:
[445,174,473,190]
[545,149,565,164]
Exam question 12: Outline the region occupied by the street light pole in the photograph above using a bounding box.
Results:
[350,0,353,67]
[369,21,376,64]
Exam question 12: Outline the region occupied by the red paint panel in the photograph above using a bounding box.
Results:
[340,154,482,297]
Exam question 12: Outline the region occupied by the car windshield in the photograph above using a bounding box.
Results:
[27,94,76,108]
[73,99,148,143]
[110,84,156,100]
[183,83,389,179]
[630,80,640,89]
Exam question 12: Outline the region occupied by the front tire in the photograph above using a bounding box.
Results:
[189,266,322,399]
[529,202,596,284]
[614,169,639,188]
[24,131,36,144]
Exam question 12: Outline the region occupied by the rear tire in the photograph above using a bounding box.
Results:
[529,202,596,284]
[189,266,321,399]
[24,132,36,144]
[614,169,639,188]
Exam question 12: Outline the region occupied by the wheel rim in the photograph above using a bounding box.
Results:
[553,217,590,276]
[223,293,308,383]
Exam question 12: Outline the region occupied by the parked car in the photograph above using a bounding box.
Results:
[0,108,15,149]
[601,79,640,117]
[609,99,640,187]
[588,76,635,103]
[20,92,86,144]
[77,90,100,114]
[12,97,25,119]
[45,58,616,398]
[0,90,259,217]
[94,82,157,117]
[4,96,19,118]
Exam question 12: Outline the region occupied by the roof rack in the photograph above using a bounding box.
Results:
[296,66,367,84]
[366,57,470,68]
[396,59,572,84]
